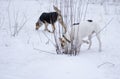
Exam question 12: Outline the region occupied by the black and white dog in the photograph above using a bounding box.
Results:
[59,20,102,54]
[35,6,66,33]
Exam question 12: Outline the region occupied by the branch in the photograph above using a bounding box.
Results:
[7,0,12,36]
[33,48,56,55]
[97,17,113,36]
[13,12,28,36]
[17,14,28,33]
[92,17,113,38]
[42,31,56,47]
[0,15,4,29]
[83,0,89,20]
[53,31,61,54]
[13,10,19,37]
[79,1,85,23]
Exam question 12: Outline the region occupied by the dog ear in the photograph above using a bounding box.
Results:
[53,5,61,15]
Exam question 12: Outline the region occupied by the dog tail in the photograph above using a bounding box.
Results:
[53,5,61,15]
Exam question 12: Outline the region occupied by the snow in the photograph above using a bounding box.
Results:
[0,0,120,79]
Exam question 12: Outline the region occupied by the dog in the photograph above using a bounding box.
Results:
[35,6,67,33]
[59,20,102,54]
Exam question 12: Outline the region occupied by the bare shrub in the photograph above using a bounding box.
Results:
[0,14,4,29]
[12,11,28,37]
[52,0,90,55]
[7,0,28,37]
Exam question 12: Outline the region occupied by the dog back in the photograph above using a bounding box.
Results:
[40,12,58,24]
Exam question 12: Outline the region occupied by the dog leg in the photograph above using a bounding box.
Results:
[52,24,55,33]
[88,35,92,50]
[44,21,51,32]
[96,34,102,52]
[44,22,48,31]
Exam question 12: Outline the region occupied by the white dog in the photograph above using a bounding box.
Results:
[59,20,102,54]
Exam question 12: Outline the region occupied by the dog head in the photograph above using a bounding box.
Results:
[35,21,43,30]
[59,37,66,49]
[59,34,71,49]
[59,34,72,54]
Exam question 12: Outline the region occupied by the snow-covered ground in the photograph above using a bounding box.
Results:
[0,0,120,79]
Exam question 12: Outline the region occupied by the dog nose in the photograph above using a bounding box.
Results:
[36,28,38,30]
